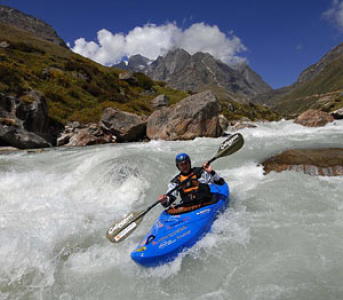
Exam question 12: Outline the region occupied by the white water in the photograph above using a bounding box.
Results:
[0,120,343,300]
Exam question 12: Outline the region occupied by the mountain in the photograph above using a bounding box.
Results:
[145,48,272,97]
[296,42,343,85]
[254,42,343,117]
[0,5,279,131]
[232,62,273,95]
[113,54,153,72]
[0,5,67,48]
[116,49,272,99]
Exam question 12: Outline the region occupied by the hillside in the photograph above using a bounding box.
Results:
[0,5,66,47]
[254,43,343,118]
[0,23,189,124]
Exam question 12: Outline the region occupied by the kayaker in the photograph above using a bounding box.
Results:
[158,153,225,208]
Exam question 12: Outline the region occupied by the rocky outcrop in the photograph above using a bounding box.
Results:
[261,149,343,176]
[294,110,334,127]
[0,5,67,47]
[0,92,63,149]
[57,123,117,147]
[119,72,138,85]
[218,114,229,132]
[146,48,272,96]
[151,94,169,110]
[147,90,222,140]
[100,108,146,142]
[231,118,257,131]
[296,42,343,85]
[330,107,343,119]
[114,54,153,72]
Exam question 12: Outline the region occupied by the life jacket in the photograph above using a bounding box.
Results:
[171,167,211,206]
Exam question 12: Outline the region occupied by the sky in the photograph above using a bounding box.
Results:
[1,0,343,89]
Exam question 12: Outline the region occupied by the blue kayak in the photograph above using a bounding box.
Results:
[131,183,230,267]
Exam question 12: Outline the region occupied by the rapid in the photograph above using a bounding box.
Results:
[0,120,343,300]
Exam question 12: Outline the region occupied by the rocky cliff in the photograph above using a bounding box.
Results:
[115,49,272,98]
[145,48,272,97]
[0,5,67,47]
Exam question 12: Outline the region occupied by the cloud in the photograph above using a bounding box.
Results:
[323,0,343,31]
[71,22,247,66]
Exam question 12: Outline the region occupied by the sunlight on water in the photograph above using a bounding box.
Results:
[0,120,343,299]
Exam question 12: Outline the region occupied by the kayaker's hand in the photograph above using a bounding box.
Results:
[158,194,168,206]
[203,161,213,174]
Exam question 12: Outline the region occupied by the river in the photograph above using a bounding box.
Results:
[1,120,343,300]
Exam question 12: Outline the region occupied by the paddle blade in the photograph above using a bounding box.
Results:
[215,133,244,159]
[106,212,144,243]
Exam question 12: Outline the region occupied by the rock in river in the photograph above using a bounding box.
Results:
[147,90,222,140]
[294,110,334,127]
[261,149,343,176]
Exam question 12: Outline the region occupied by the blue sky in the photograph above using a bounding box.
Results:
[2,0,343,89]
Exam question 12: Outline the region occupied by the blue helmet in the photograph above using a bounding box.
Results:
[175,153,191,166]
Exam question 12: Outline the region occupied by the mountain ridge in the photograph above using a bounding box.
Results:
[0,4,67,48]
[114,48,272,98]
[252,42,343,117]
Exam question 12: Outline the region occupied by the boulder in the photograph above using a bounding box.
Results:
[119,72,138,85]
[57,122,117,147]
[57,132,74,146]
[151,94,169,109]
[261,149,343,176]
[294,110,334,127]
[17,90,50,133]
[0,146,19,152]
[231,120,257,131]
[100,108,146,142]
[147,90,222,140]
[0,93,16,119]
[330,107,343,120]
[0,91,63,149]
[218,114,229,132]
[65,128,115,147]
[72,121,81,129]
[0,41,9,48]
[0,125,50,149]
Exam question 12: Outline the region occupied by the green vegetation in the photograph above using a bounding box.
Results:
[220,100,280,121]
[273,55,343,117]
[154,86,189,105]
[0,23,280,125]
[0,23,189,124]
[206,85,281,121]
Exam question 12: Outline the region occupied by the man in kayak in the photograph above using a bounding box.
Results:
[158,153,225,209]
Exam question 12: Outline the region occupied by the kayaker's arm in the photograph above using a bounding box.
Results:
[158,182,178,207]
[201,162,225,185]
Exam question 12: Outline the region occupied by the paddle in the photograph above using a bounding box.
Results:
[106,133,244,243]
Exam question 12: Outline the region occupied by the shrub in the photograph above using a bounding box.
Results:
[45,91,68,104]
[10,42,45,54]
[64,61,98,79]
[0,65,25,95]
[133,72,154,90]
[68,89,80,99]
[155,80,166,87]
[98,93,128,104]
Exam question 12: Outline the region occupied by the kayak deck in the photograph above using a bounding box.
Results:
[131,183,229,267]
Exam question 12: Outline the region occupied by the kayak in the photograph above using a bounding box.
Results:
[130,182,230,267]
